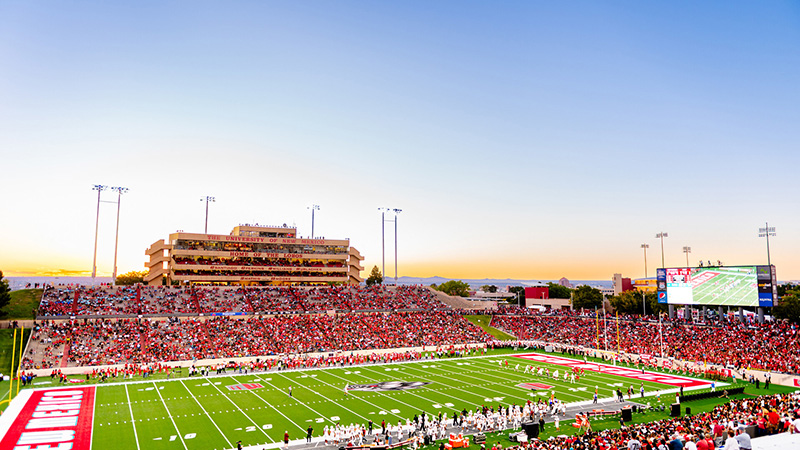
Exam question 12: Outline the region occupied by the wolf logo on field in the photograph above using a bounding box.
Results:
[346,381,431,392]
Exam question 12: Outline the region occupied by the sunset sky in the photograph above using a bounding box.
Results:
[1,2,799,281]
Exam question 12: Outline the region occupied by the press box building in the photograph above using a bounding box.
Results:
[144,224,364,286]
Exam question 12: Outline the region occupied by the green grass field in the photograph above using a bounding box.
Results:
[0,328,29,405]
[2,289,42,319]
[7,348,766,450]
[72,352,680,449]
[463,315,516,341]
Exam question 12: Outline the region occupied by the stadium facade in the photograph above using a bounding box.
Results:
[144,224,364,286]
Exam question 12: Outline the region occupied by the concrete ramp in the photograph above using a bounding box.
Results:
[428,288,493,310]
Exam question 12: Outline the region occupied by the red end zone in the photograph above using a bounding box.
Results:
[513,353,710,388]
[0,386,95,450]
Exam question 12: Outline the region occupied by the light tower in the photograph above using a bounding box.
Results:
[378,207,391,280]
[91,185,108,279]
[392,208,402,284]
[308,204,320,238]
[640,243,649,278]
[655,232,668,268]
[200,196,215,234]
[758,222,776,267]
[682,246,691,267]
[110,187,129,283]
[757,222,776,325]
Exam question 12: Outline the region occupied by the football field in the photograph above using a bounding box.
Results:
[0,352,711,450]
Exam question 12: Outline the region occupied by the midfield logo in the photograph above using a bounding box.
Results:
[346,381,431,392]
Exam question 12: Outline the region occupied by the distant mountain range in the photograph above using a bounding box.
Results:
[389,276,613,289]
[7,276,113,290]
[7,275,611,291]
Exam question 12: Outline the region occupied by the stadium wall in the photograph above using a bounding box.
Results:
[22,342,489,378]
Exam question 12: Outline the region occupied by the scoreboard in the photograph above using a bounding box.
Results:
[656,265,776,307]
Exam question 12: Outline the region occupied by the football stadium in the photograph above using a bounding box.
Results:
[1,283,799,450]
[5,3,800,450]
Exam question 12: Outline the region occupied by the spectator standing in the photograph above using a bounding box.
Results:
[722,431,739,450]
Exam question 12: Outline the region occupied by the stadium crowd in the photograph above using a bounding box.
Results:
[29,285,800,376]
[22,311,491,369]
[491,314,800,374]
[512,392,800,450]
[36,285,445,316]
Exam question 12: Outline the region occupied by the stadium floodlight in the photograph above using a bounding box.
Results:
[392,209,402,284]
[640,244,649,278]
[200,196,215,234]
[110,187,129,284]
[378,207,391,280]
[655,232,668,268]
[682,246,691,268]
[758,222,776,268]
[308,204,320,238]
[641,290,647,316]
[91,185,108,279]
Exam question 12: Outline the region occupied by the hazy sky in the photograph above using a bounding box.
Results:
[1,1,799,281]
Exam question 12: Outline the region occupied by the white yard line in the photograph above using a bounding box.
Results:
[178,379,234,449]
[454,358,587,401]
[273,371,372,423]
[322,368,439,418]
[399,359,576,403]
[227,375,302,438]
[153,382,188,450]
[307,370,409,419]
[356,364,493,406]
[202,375,271,440]
[245,375,333,426]
[124,384,141,450]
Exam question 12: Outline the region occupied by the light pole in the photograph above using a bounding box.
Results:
[641,243,649,278]
[641,290,647,316]
[200,196,215,234]
[378,207,390,280]
[110,187,129,284]
[308,205,320,238]
[655,232,668,268]
[91,185,108,279]
[758,223,776,267]
[682,246,691,267]
[393,208,402,284]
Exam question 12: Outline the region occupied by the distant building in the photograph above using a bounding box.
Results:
[632,277,657,293]
[599,286,615,297]
[525,286,549,301]
[144,224,364,286]
[524,284,571,310]
[612,273,633,296]
[558,277,573,288]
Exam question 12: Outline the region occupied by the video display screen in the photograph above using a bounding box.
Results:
[656,265,774,307]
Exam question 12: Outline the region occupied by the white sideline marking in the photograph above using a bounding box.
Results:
[125,385,141,450]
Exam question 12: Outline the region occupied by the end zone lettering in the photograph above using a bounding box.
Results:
[0,387,95,450]
[517,383,553,390]
[513,353,710,388]
[226,383,263,391]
